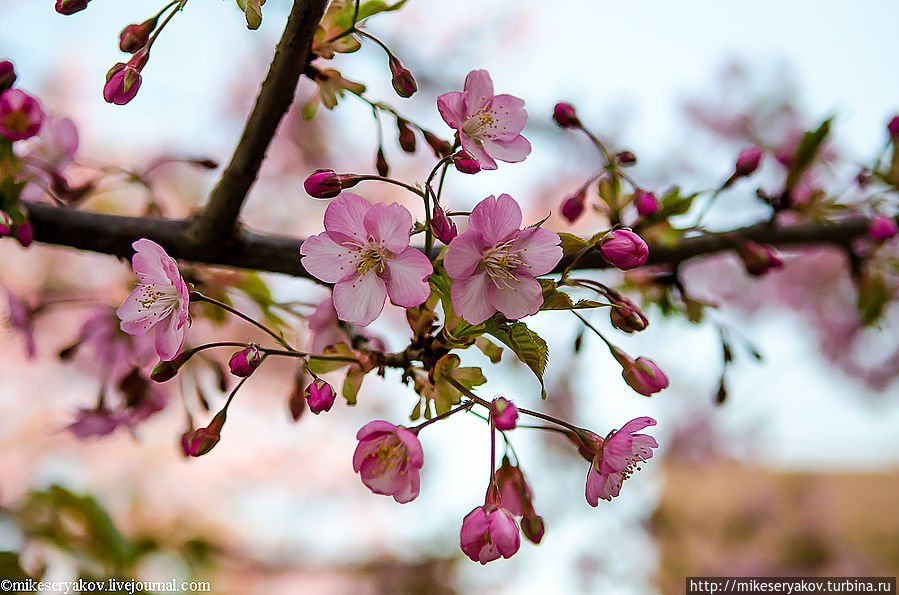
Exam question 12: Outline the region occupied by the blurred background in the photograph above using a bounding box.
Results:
[1,0,898,593]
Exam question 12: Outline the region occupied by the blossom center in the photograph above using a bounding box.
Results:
[461,103,509,143]
[132,281,180,328]
[372,439,405,478]
[482,239,527,290]
[356,245,389,275]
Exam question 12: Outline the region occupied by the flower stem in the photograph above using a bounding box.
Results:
[189,291,294,351]
[411,399,474,432]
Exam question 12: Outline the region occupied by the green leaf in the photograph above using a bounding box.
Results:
[526,212,552,228]
[342,366,364,405]
[424,354,486,414]
[357,0,408,21]
[858,274,890,326]
[784,117,832,194]
[657,186,697,218]
[484,318,548,397]
[539,279,603,310]
[307,343,356,374]
[557,232,590,256]
[475,337,503,363]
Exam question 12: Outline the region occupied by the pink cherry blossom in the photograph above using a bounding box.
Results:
[116,238,190,361]
[19,115,79,202]
[437,70,530,170]
[352,420,424,503]
[300,193,433,327]
[70,307,157,381]
[444,194,562,325]
[0,89,44,141]
[585,417,658,505]
[460,505,521,564]
[495,457,533,517]
[868,214,897,241]
[5,288,36,358]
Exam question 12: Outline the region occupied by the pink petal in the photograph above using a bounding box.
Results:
[358,456,406,495]
[451,271,496,325]
[487,271,542,320]
[481,135,531,163]
[394,426,424,469]
[437,91,466,129]
[631,434,659,461]
[363,202,413,252]
[333,270,387,326]
[619,416,657,434]
[444,229,486,279]
[490,94,527,135]
[154,310,185,361]
[323,193,370,243]
[462,69,494,115]
[356,420,398,441]
[515,227,563,276]
[459,136,497,170]
[488,509,521,558]
[468,194,522,244]
[585,465,603,507]
[131,238,171,283]
[600,432,635,474]
[300,232,359,283]
[390,469,420,504]
[384,247,432,307]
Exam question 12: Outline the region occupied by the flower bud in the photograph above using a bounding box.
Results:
[13,222,32,247]
[431,205,457,245]
[609,295,648,333]
[734,146,763,177]
[187,410,227,457]
[491,397,518,431]
[423,130,452,158]
[520,514,545,544]
[288,374,307,421]
[736,240,783,276]
[305,378,336,414]
[396,118,416,153]
[597,229,649,270]
[0,61,15,93]
[552,102,580,129]
[888,115,899,139]
[452,150,480,174]
[150,351,193,382]
[560,188,586,223]
[868,214,898,241]
[103,62,142,105]
[389,56,417,98]
[0,89,44,141]
[376,147,389,177]
[303,169,342,198]
[0,210,12,236]
[229,344,261,377]
[622,356,669,396]
[633,190,659,218]
[119,17,158,53]
[616,150,637,166]
[460,505,520,564]
[55,0,91,15]
[856,167,871,189]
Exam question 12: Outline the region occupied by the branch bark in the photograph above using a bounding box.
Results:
[25,201,882,278]
[185,0,328,253]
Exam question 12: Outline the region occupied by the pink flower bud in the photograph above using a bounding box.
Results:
[229,344,261,377]
[103,62,142,105]
[305,378,336,414]
[376,147,389,177]
[150,355,188,383]
[0,210,12,236]
[452,150,481,174]
[736,240,783,276]
[187,410,227,457]
[0,89,44,141]
[0,61,15,93]
[888,115,899,139]
[633,190,659,218]
[597,229,649,270]
[396,118,416,153]
[431,205,457,245]
[55,0,91,15]
[119,17,158,53]
[288,376,307,421]
[389,56,417,98]
[552,102,580,129]
[622,356,669,396]
[735,146,763,177]
[495,456,533,516]
[609,295,648,333]
[303,169,343,198]
[460,505,521,564]
[491,397,518,431]
[520,514,545,544]
[13,222,33,247]
[868,214,898,241]
[560,188,586,223]
[616,150,637,166]
[423,131,453,158]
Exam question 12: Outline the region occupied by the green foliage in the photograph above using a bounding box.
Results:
[484,317,548,397]
[413,354,486,417]
[557,232,590,256]
[539,279,603,310]
[343,365,365,405]
[783,117,832,197]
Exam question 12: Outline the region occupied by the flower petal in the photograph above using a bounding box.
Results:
[323,193,370,243]
[437,91,466,129]
[363,202,412,252]
[585,465,604,507]
[481,135,531,164]
[462,69,494,116]
[619,416,657,434]
[487,271,543,320]
[333,270,387,326]
[384,247,432,307]
[131,238,172,284]
[451,271,496,325]
[459,136,497,170]
[515,227,563,276]
[468,194,522,244]
[394,426,424,469]
[154,310,185,361]
[600,431,635,474]
[444,229,485,279]
[300,231,359,283]
[489,94,527,135]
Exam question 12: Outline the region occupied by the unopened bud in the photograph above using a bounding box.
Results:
[0,61,15,93]
[616,150,637,166]
[187,410,227,457]
[736,240,783,276]
[13,222,32,247]
[521,514,545,544]
[633,190,659,218]
[305,378,336,414]
[560,188,586,223]
[229,344,261,377]
[609,295,649,333]
[119,16,158,53]
[868,214,898,241]
[596,229,649,270]
[55,0,91,15]
[735,146,763,177]
[304,169,342,198]
[0,210,12,236]
[150,351,191,382]
[491,397,518,431]
[452,150,480,174]
[376,147,389,177]
[431,205,457,245]
[888,115,899,139]
[423,131,452,158]
[389,56,417,98]
[396,118,416,153]
[552,102,580,129]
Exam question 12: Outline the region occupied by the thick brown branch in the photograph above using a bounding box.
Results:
[25,202,884,278]
[185,0,328,252]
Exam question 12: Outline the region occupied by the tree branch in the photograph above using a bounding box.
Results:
[25,201,885,279]
[185,0,328,253]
